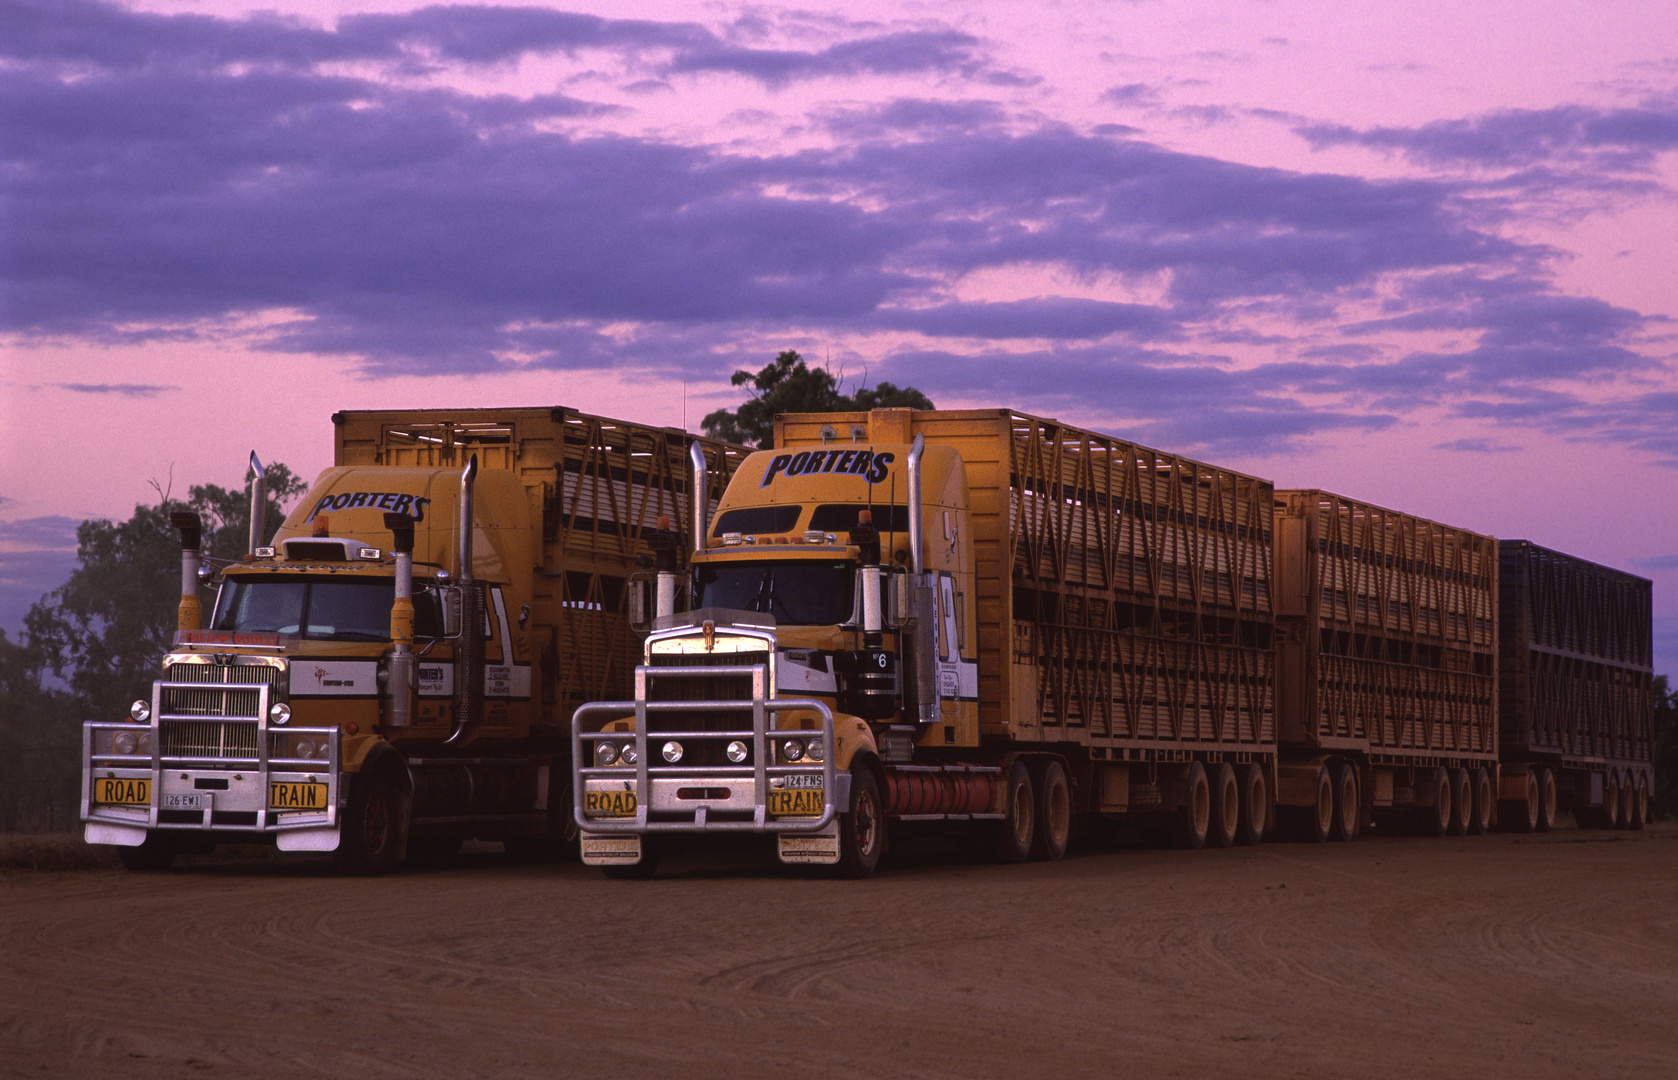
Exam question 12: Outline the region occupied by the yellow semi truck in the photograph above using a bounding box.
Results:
[82,408,745,872]
[572,408,1279,877]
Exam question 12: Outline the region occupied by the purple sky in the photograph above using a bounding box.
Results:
[3,0,1675,676]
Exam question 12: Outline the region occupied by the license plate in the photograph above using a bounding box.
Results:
[269,781,329,811]
[779,773,824,789]
[93,776,149,806]
[585,789,637,817]
[161,792,206,811]
[768,788,824,817]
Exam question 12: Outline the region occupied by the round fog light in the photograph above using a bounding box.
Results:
[114,731,137,755]
[138,732,154,755]
[805,737,825,762]
[620,745,640,765]
[296,738,317,760]
[269,701,292,725]
[595,741,619,766]
[781,738,804,762]
[726,740,748,763]
[661,740,684,763]
[129,699,150,723]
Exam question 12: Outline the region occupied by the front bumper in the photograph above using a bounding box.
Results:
[82,678,341,850]
[571,662,842,845]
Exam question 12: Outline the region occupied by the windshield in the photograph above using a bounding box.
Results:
[694,561,855,625]
[212,577,437,641]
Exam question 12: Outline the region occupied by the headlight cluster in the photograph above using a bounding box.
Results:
[594,739,639,766]
[270,701,292,725]
[129,699,150,723]
[106,730,155,756]
[781,736,824,763]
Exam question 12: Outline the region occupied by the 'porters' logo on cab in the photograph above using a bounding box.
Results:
[760,449,894,487]
[307,492,431,522]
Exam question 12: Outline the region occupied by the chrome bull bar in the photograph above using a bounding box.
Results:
[81,678,340,835]
[572,662,840,834]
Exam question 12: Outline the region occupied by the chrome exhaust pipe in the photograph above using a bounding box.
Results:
[688,440,709,556]
[247,452,266,554]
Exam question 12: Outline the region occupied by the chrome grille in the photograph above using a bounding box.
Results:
[161,663,278,717]
[161,720,260,759]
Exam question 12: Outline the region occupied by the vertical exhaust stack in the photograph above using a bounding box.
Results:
[170,512,203,632]
[385,512,416,728]
[906,434,925,575]
[902,433,939,738]
[247,452,267,555]
[688,441,709,557]
[448,456,483,744]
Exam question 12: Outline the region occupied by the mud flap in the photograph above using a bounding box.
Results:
[277,826,341,852]
[776,819,840,865]
[580,832,642,866]
[85,821,146,847]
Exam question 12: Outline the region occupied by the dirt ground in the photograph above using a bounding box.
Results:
[2,823,1675,1080]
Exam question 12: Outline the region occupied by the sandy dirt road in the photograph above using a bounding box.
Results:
[3,825,1675,1080]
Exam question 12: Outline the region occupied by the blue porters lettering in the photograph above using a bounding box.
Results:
[307,493,430,522]
[760,450,894,487]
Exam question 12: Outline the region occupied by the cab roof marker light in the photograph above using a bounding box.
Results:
[358,547,381,560]
[722,532,744,547]
[255,546,276,558]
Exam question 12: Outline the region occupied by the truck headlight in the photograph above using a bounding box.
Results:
[138,732,154,755]
[726,740,748,763]
[270,702,292,725]
[620,745,639,765]
[595,741,619,766]
[781,738,804,762]
[114,731,138,755]
[661,740,683,763]
[805,737,824,762]
[130,699,150,722]
[295,738,318,760]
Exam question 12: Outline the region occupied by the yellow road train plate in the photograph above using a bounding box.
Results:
[94,776,150,806]
[767,788,824,817]
[585,789,637,817]
[269,781,329,811]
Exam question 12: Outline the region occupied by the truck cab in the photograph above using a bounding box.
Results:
[574,411,986,878]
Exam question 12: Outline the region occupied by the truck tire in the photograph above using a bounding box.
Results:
[1237,764,1268,846]
[1283,764,1333,843]
[838,766,885,879]
[1536,768,1557,832]
[505,774,582,863]
[1629,776,1648,831]
[1173,761,1211,850]
[1450,768,1472,836]
[117,832,178,872]
[1505,770,1539,833]
[1209,762,1240,848]
[1594,772,1621,829]
[1031,758,1071,861]
[337,766,410,875]
[1417,768,1451,838]
[1331,763,1359,842]
[995,760,1034,864]
[1469,768,1493,835]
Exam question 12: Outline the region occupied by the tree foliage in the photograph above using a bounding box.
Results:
[701,350,934,448]
[0,463,305,831]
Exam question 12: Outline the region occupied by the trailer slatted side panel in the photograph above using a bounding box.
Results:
[335,407,747,716]
[1001,413,1274,749]
[1498,540,1653,766]
[1274,491,1497,760]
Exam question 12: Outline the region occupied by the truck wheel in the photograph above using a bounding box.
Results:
[337,766,410,875]
[1237,764,1268,845]
[117,832,178,872]
[1331,764,1360,842]
[1597,772,1621,829]
[1284,764,1333,843]
[505,775,582,863]
[1031,759,1071,861]
[1417,768,1451,838]
[1173,761,1211,850]
[1469,769,1492,835]
[995,760,1034,863]
[1450,768,1472,836]
[1505,770,1539,833]
[1209,763,1239,848]
[1629,777,1648,831]
[838,766,884,879]
[1536,768,1557,832]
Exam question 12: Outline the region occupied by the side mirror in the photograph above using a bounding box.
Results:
[627,575,653,633]
[440,586,463,637]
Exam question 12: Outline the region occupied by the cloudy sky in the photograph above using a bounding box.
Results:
[2,0,1675,674]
